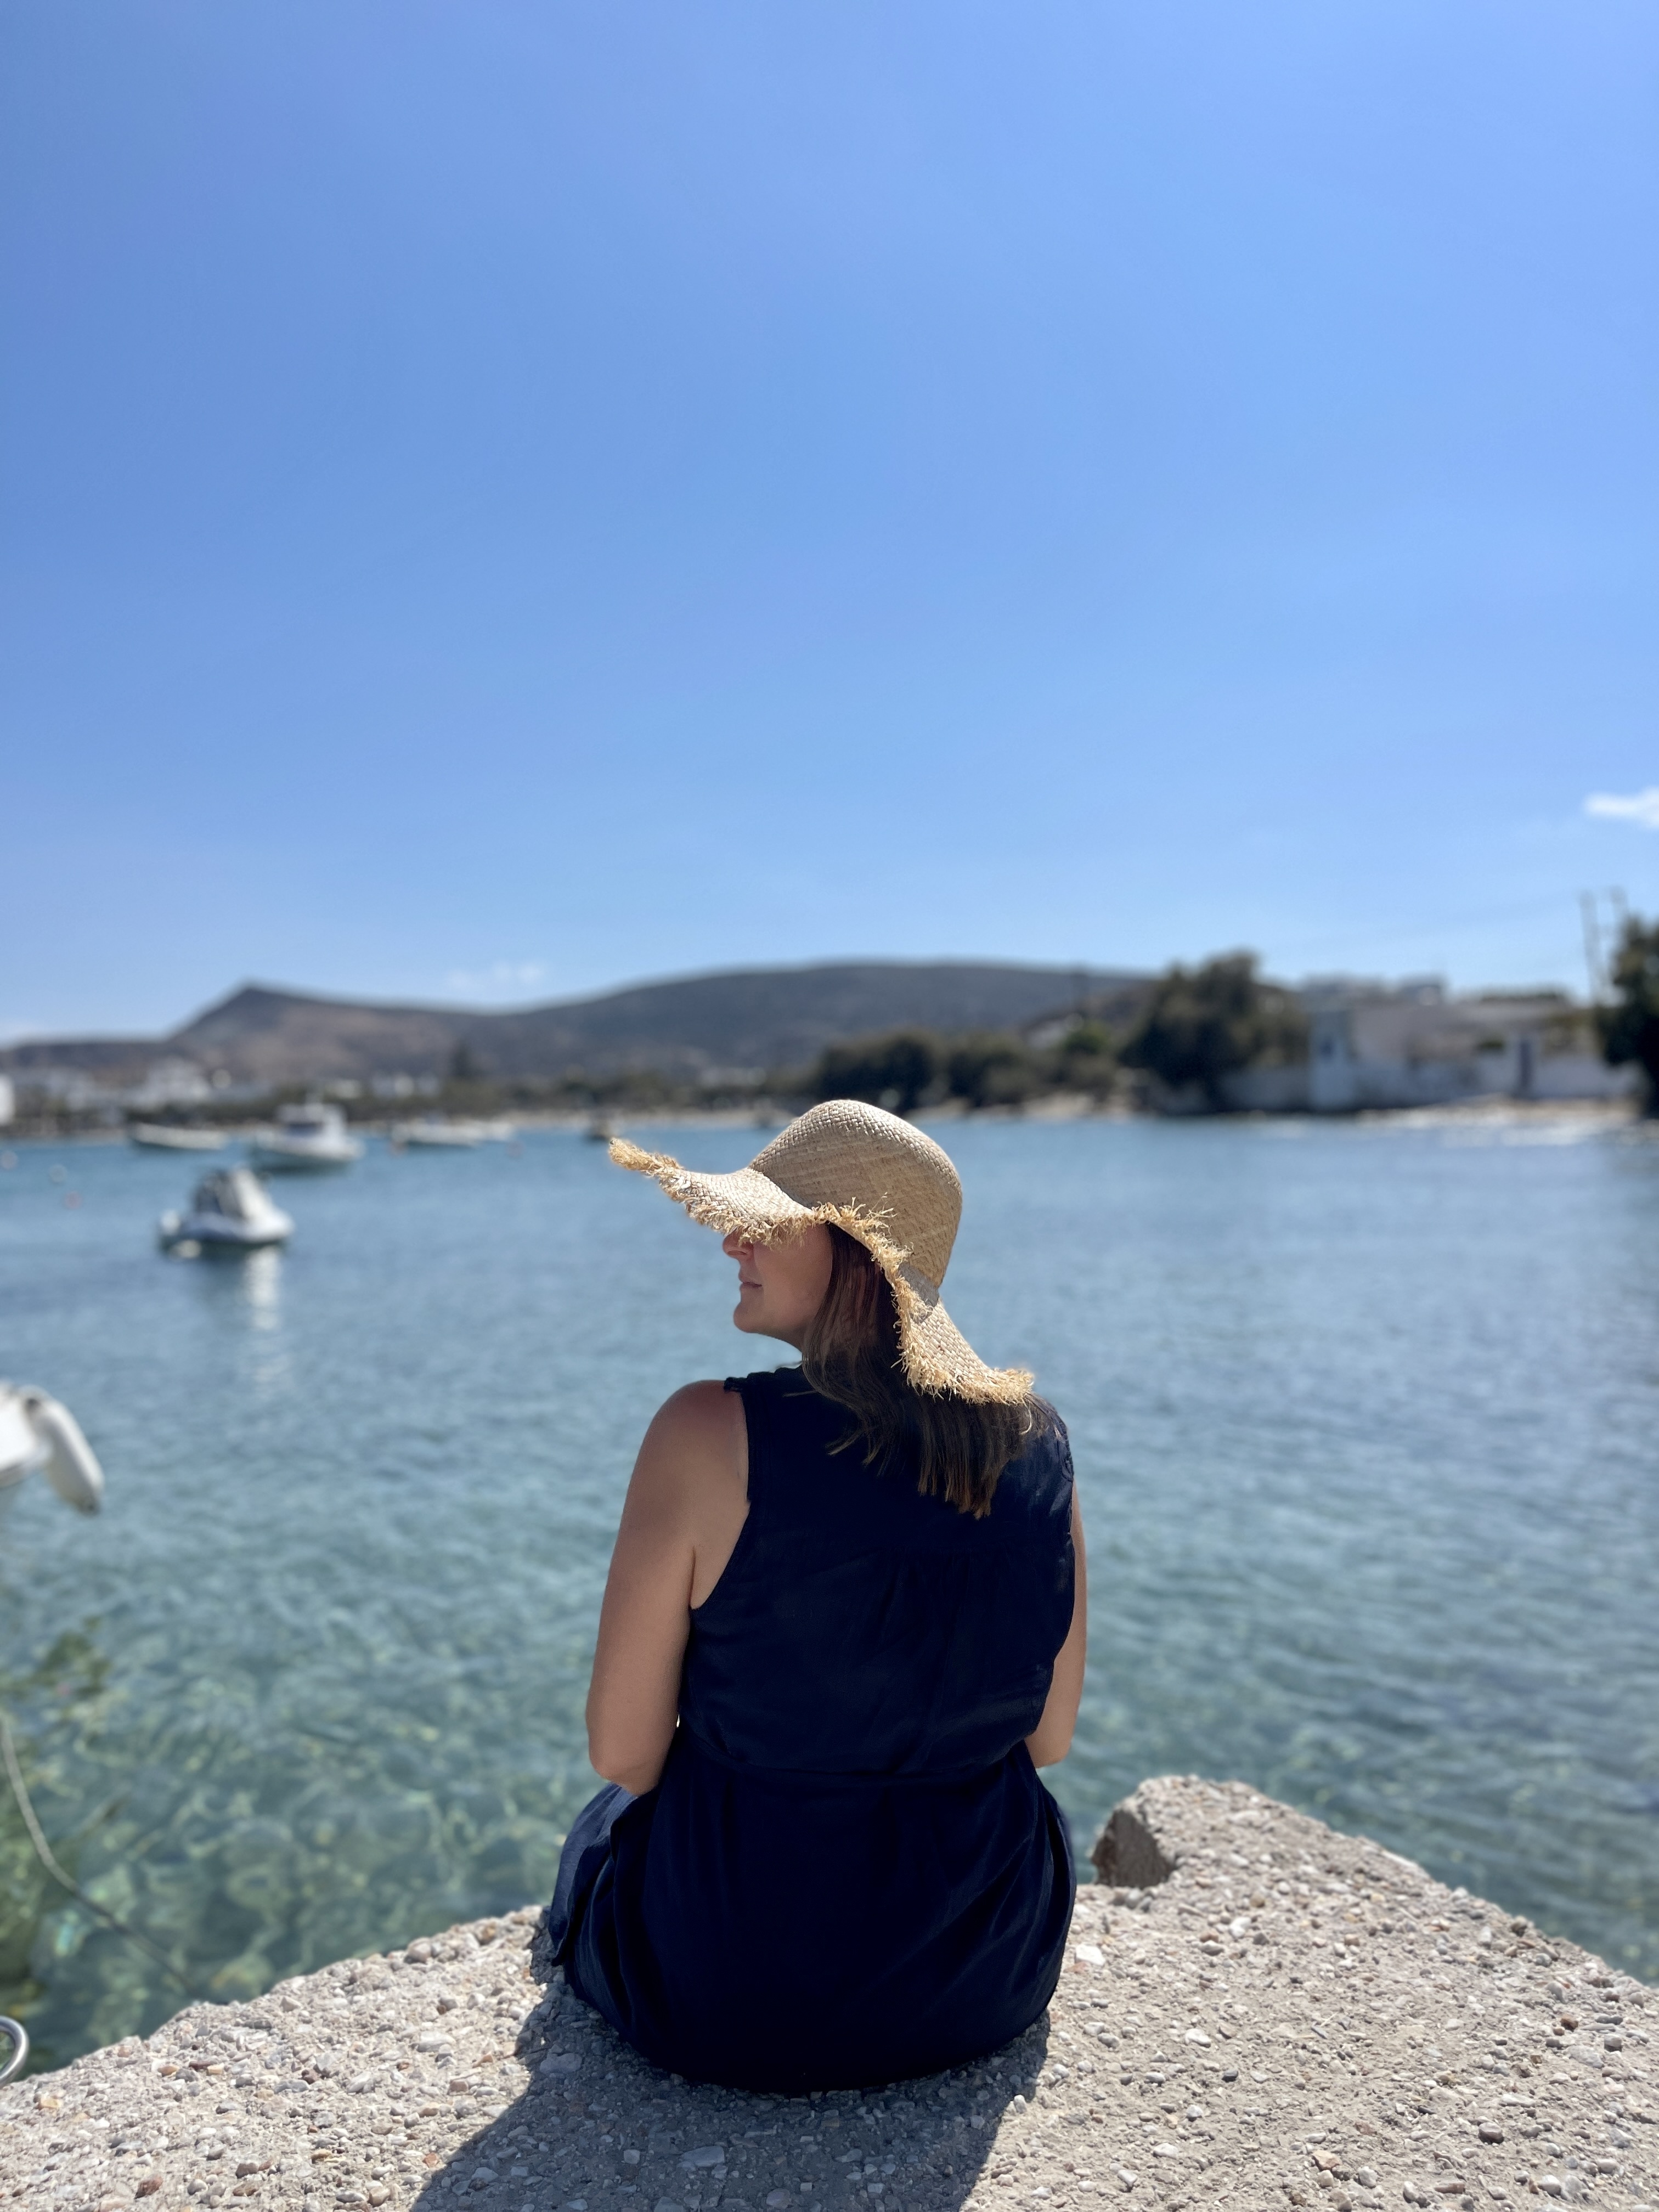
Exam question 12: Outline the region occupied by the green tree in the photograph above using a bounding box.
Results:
[945,1032,1041,1110]
[813,1030,940,1115]
[1598,914,1659,1111]
[1120,952,1307,1107]
[1055,1019,1117,1097]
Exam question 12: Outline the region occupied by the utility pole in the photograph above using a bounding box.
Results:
[1579,892,1606,1000]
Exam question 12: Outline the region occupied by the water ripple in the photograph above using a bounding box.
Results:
[1,1115,1655,2068]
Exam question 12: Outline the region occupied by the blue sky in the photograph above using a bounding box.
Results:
[3,0,1656,1037]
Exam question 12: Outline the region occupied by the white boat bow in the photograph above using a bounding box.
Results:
[0,1381,105,1516]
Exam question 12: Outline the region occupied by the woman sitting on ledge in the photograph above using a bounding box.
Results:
[546,1101,1086,2094]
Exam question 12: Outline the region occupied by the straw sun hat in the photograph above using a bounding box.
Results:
[611,1100,1031,1405]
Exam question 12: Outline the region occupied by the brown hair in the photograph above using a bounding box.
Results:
[800,1226,1048,1517]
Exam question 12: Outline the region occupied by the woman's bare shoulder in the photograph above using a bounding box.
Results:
[646,1379,740,1436]
[637,1381,745,1481]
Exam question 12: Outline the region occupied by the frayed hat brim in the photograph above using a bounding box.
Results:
[610,1137,1033,1406]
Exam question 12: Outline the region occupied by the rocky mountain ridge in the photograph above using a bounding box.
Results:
[1,962,1142,1087]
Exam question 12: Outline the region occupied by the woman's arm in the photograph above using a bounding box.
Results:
[1025,1489,1087,1769]
[585,1381,748,1795]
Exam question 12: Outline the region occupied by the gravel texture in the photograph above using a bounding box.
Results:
[3,1775,1654,2212]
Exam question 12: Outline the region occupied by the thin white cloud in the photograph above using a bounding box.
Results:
[1585,787,1659,830]
[444,961,547,998]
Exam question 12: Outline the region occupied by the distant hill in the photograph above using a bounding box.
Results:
[2,961,1146,1087]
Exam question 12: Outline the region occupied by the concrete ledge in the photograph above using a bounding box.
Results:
[3,1778,1654,2212]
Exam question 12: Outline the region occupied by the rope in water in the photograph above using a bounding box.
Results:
[0,1702,205,2015]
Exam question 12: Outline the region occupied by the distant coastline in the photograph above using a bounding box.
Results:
[1,951,1641,1138]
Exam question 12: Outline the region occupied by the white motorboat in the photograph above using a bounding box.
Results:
[0,1381,105,1518]
[159,1167,294,1254]
[391,1115,486,1148]
[0,1381,104,2089]
[246,1101,363,1171]
[128,1122,227,1153]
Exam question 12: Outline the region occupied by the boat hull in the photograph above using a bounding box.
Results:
[160,1215,293,1250]
[158,1168,295,1252]
[129,1124,227,1153]
[245,1139,363,1172]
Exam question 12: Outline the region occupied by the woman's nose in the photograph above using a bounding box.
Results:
[722,1232,752,1259]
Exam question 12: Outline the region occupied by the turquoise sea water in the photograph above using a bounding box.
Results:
[1,1113,1656,2071]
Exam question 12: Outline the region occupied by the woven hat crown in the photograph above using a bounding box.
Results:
[748,1100,962,1289]
[609,1101,1030,1402]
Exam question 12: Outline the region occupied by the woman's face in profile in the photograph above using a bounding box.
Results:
[722,1224,834,1347]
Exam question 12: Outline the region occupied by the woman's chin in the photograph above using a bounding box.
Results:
[733,1304,801,1346]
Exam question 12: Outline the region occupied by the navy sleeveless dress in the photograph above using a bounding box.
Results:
[556,1365,1077,2093]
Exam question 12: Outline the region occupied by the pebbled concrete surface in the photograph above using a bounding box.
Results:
[2,1777,1653,2212]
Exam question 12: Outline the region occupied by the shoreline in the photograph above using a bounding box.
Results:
[2,1096,1645,1148]
[3,1778,1652,2212]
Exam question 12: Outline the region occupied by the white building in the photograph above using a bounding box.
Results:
[126,1057,215,1111]
[1300,980,1633,1113]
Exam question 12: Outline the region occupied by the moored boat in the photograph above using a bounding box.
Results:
[128,1122,227,1153]
[159,1167,295,1254]
[391,1115,486,1149]
[0,1380,105,1519]
[246,1101,363,1171]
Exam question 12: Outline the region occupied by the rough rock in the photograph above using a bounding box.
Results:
[3,1777,1654,2212]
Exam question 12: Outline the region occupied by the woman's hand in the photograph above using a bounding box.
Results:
[585,1382,749,1795]
[1025,1489,1087,1768]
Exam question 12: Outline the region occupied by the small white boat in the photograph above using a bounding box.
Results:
[128,1122,227,1153]
[0,1380,105,1517]
[246,1101,363,1172]
[391,1115,487,1149]
[159,1167,294,1253]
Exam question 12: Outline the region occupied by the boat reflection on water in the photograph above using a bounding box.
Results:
[176,1244,287,1407]
[238,1246,284,1330]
